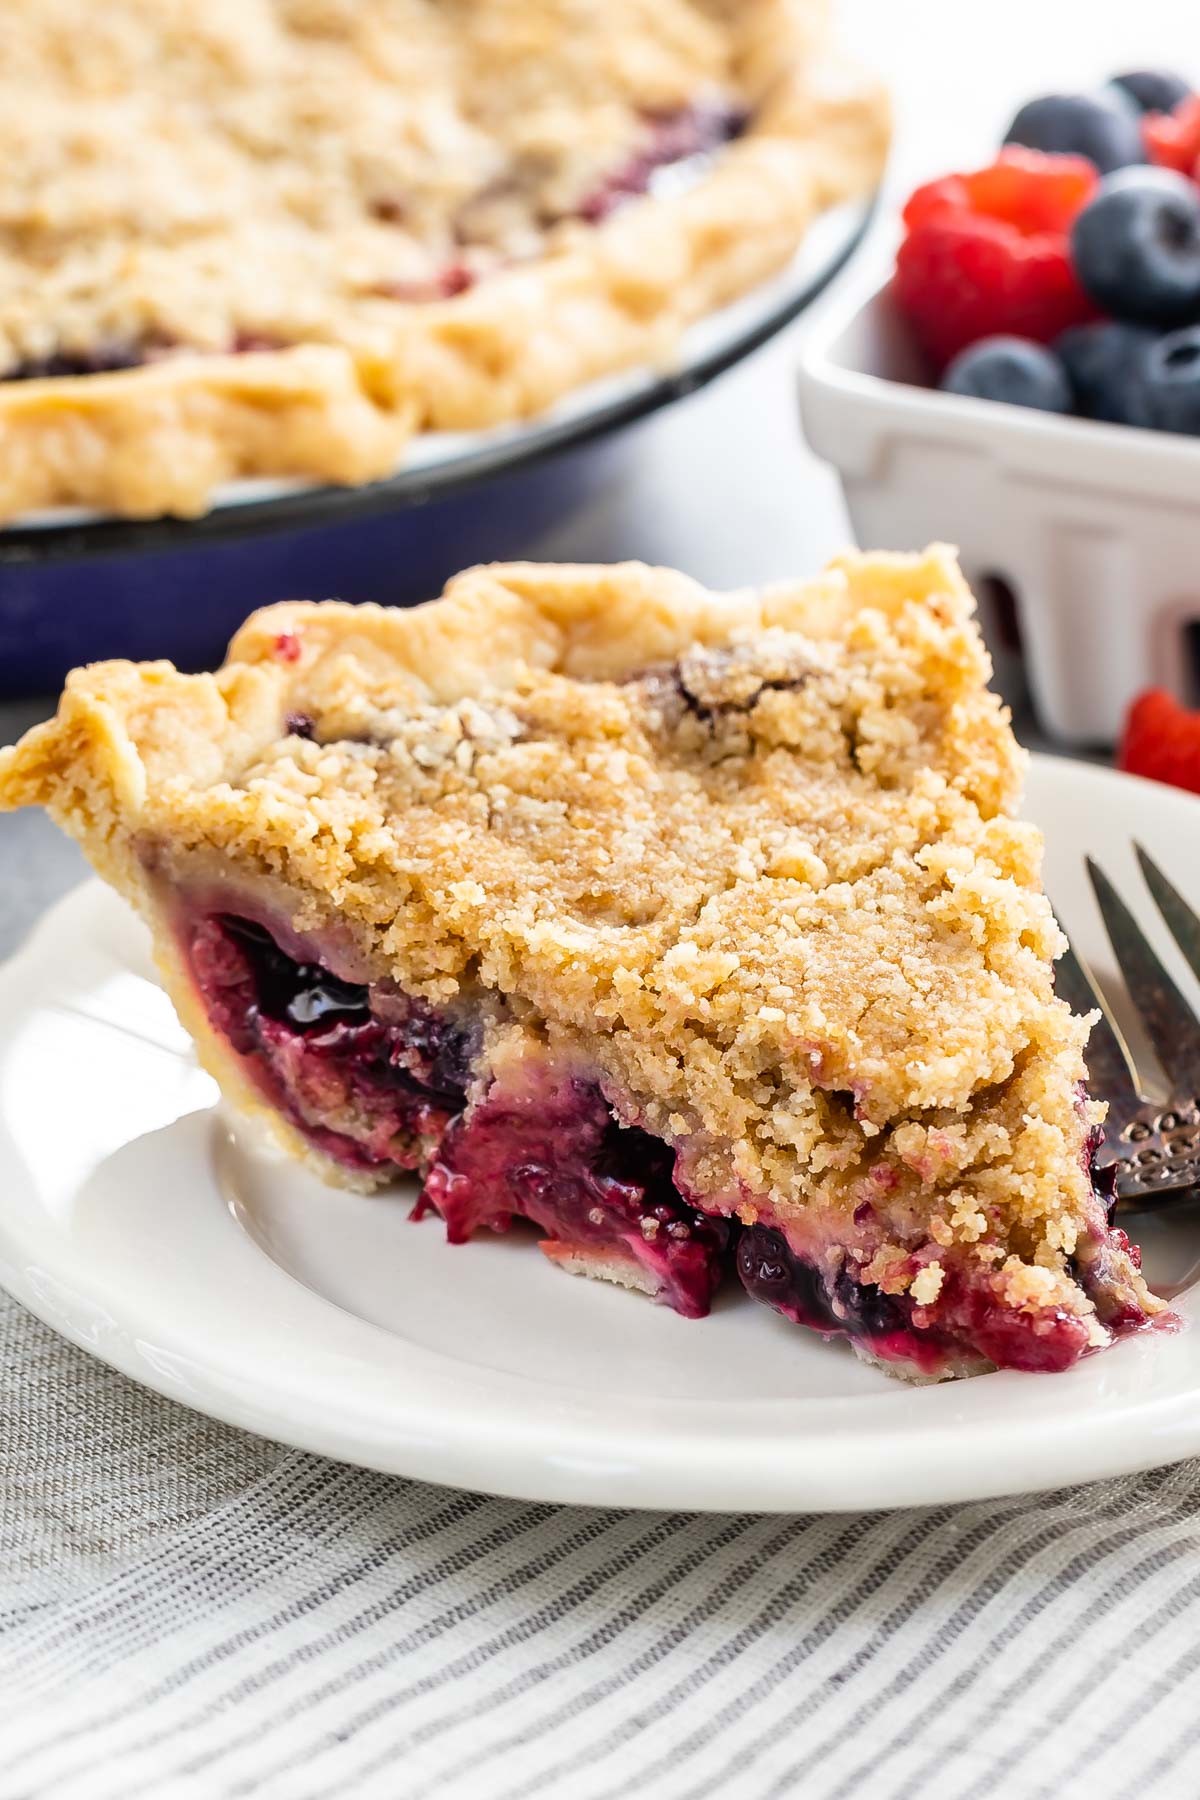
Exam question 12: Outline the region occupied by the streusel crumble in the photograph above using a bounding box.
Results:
[0,547,1161,1376]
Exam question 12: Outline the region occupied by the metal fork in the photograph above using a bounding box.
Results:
[1055,845,1200,1214]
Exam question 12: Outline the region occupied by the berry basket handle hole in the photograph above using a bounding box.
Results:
[1183,621,1200,708]
[975,575,1024,657]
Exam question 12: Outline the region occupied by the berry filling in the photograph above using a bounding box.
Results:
[736,1224,1097,1376]
[4,332,288,383]
[737,1225,946,1374]
[420,1075,730,1318]
[186,914,471,1173]
[6,343,156,382]
[736,1113,1159,1376]
[574,101,747,223]
[3,102,746,383]
[183,910,729,1314]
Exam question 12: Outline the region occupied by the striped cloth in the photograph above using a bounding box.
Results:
[2,1289,1200,1799]
[1,814,1198,1798]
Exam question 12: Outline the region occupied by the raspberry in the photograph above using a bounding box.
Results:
[1119,688,1200,794]
[1143,93,1200,178]
[895,148,1099,367]
[1110,1226,1142,1271]
[902,148,1097,237]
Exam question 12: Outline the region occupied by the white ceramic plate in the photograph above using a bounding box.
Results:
[3,754,1200,1512]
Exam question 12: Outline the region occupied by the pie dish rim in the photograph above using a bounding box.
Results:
[1,192,876,545]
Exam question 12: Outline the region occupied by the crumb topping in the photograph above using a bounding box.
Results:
[0,0,779,370]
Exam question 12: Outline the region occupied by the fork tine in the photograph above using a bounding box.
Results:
[1051,918,1144,1115]
[1086,856,1200,1094]
[1136,844,1200,987]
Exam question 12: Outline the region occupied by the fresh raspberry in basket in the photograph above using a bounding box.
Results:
[1143,93,1200,178]
[895,148,1099,367]
[1119,689,1200,794]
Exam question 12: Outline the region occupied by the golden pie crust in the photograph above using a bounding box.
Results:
[0,0,888,522]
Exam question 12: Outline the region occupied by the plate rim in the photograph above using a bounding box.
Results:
[3,751,1200,1513]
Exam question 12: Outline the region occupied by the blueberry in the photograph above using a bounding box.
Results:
[829,1268,905,1340]
[940,336,1072,413]
[1004,92,1146,173]
[1140,325,1200,433]
[220,915,371,1029]
[1071,167,1200,326]
[1054,321,1157,424]
[735,1225,839,1331]
[1109,70,1193,116]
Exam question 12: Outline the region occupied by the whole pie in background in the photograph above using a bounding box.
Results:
[0,0,888,523]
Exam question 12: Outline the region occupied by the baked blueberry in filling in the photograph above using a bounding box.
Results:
[737,1163,1156,1378]
[4,332,291,384]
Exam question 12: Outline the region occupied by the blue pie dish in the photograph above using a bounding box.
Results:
[0,445,608,697]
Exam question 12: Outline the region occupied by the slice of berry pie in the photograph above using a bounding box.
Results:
[0,1,887,522]
[0,548,1163,1376]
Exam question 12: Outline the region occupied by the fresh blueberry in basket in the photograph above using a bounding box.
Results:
[1071,167,1200,326]
[1109,69,1193,115]
[1139,325,1200,433]
[1054,321,1157,424]
[1004,92,1146,173]
[940,336,1072,413]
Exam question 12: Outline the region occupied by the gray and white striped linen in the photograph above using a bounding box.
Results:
[2,1290,1200,1799]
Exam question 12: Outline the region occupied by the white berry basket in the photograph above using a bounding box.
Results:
[798,282,1200,747]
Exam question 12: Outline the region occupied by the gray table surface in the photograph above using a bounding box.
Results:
[1,696,87,959]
